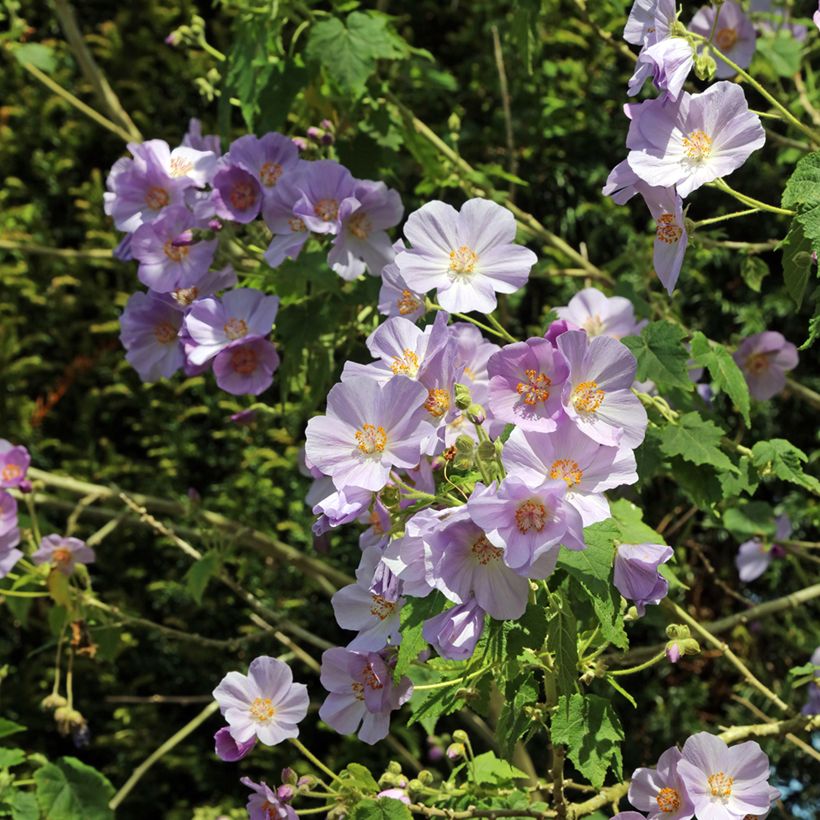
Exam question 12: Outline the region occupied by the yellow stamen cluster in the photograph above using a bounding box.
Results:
[390,349,420,377]
[707,771,734,799]
[448,245,478,275]
[571,380,605,413]
[471,535,503,565]
[249,697,277,723]
[656,213,683,244]
[582,314,605,337]
[516,369,552,406]
[656,787,681,813]
[288,217,307,233]
[224,318,249,341]
[682,129,713,161]
[355,424,387,455]
[397,290,422,316]
[515,500,548,534]
[715,27,738,52]
[1,464,22,482]
[369,595,396,621]
[52,547,73,565]
[172,287,199,307]
[259,161,283,187]
[549,459,583,488]
[314,198,339,222]
[163,239,190,262]
[348,212,372,239]
[169,156,194,178]
[145,186,170,210]
[424,388,451,418]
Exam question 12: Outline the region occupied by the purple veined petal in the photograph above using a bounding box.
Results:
[247,656,294,703]
[366,317,425,369]
[402,200,460,255]
[652,213,688,294]
[214,727,256,762]
[319,692,365,736]
[358,710,391,745]
[213,670,256,714]
[586,389,648,449]
[437,273,499,314]
[735,538,772,582]
[456,198,517,254]
[227,719,259,745]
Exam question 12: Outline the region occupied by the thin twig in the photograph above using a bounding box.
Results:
[490,24,517,199]
[731,695,820,764]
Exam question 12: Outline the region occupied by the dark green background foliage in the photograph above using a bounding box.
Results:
[1,1,818,817]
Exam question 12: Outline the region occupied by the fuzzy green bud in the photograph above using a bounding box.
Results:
[418,769,434,785]
[454,383,472,410]
[387,760,402,774]
[467,403,486,425]
[694,53,717,82]
[380,487,401,508]
[477,440,496,463]
[446,742,465,760]
[41,693,68,712]
[452,729,469,743]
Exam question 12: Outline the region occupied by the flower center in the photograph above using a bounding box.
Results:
[516,369,552,406]
[745,352,770,375]
[715,27,738,52]
[424,388,451,418]
[169,156,193,178]
[355,424,387,455]
[682,129,713,162]
[153,321,177,344]
[259,161,283,187]
[656,213,683,244]
[288,216,307,233]
[172,286,199,306]
[549,458,583,488]
[224,318,249,341]
[229,181,258,212]
[390,349,420,377]
[657,787,681,813]
[314,198,339,222]
[52,547,72,565]
[249,696,277,723]
[515,500,548,534]
[145,186,170,210]
[351,681,365,701]
[449,245,478,276]
[582,314,605,337]
[163,238,190,262]
[571,380,605,413]
[471,535,503,565]
[231,346,258,375]
[2,464,22,482]
[707,771,734,799]
[369,594,396,621]
[398,290,422,316]
[348,212,372,239]
[362,662,384,691]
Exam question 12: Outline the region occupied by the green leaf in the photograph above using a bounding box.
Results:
[690,332,751,425]
[723,502,776,540]
[183,550,220,604]
[8,791,39,820]
[0,719,25,740]
[782,152,820,254]
[751,439,820,495]
[622,321,693,391]
[779,221,813,308]
[470,751,529,785]
[756,31,803,76]
[0,748,25,768]
[12,44,57,73]
[306,12,408,97]
[718,456,759,499]
[394,592,446,683]
[47,570,72,609]
[546,589,579,696]
[349,798,412,820]
[740,255,769,293]
[341,762,381,794]
[610,499,666,545]
[496,671,540,757]
[659,412,735,473]
[551,694,624,790]
[34,757,115,820]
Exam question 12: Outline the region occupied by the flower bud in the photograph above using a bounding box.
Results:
[280,767,297,785]
[452,729,469,743]
[387,760,403,774]
[54,706,86,736]
[41,693,68,712]
[694,53,717,82]
[418,769,434,785]
[296,775,315,790]
[454,383,472,410]
[446,742,465,760]
[407,778,424,794]
[467,403,486,425]
[277,785,295,803]
[380,486,401,508]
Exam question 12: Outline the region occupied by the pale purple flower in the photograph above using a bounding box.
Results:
[558,330,648,448]
[213,337,280,396]
[423,598,485,661]
[213,726,255,762]
[736,514,791,581]
[626,82,765,198]
[642,185,688,294]
[0,440,30,489]
[544,318,580,348]
[240,776,297,820]
[801,646,820,715]
[689,2,757,79]
[613,543,672,615]
[130,206,217,292]
[612,814,649,820]
[449,321,499,404]
[113,233,133,261]
[358,498,392,551]
[677,732,771,820]
[0,491,22,578]
[212,162,263,223]
[167,264,238,309]
[212,656,309,746]
[467,478,585,577]
[378,258,426,322]
[318,647,412,745]
[628,37,695,101]
[381,508,440,598]
[181,118,221,155]
[305,376,432,492]
[309,481,373,535]
[733,331,798,400]
[487,337,568,431]
[328,180,404,279]
[624,0,678,46]
[377,788,411,805]
[262,173,311,268]
[427,509,530,620]
[225,133,301,204]
[502,418,638,526]
[603,157,643,205]
[104,140,216,232]
[292,160,359,235]
[556,288,645,340]
[184,288,279,366]
[815,3,820,32]
[119,292,185,381]
[396,198,537,314]
[32,535,95,575]
[628,746,695,820]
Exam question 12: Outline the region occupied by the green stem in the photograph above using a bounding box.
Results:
[289,737,343,784]
[485,312,517,343]
[691,208,759,229]
[414,666,490,691]
[427,302,508,340]
[608,650,666,676]
[23,494,41,545]
[786,377,820,412]
[712,179,795,217]
[0,589,49,598]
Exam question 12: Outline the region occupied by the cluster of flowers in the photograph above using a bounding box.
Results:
[0,440,97,581]
[106,121,402,395]
[604,0,782,293]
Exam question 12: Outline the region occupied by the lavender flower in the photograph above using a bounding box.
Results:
[292,159,359,235]
[32,535,96,575]
[815,3,820,32]
[677,732,772,819]
[0,491,22,578]
[167,264,238,309]
[626,82,765,198]
[689,2,757,79]
[628,746,695,820]
[212,162,263,224]
[378,258,426,322]
[0,440,30,489]
[396,198,537,314]
[184,288,279,366]
[328,180,404,279]
[181,118,221,155]
[487,338,568,432]
[377,788,411,805]
[735,514,790,582]
[262,174,312,268]
[225,133,301,204]
[557,330,648,448]
[628,37,695,101]
[642,186,688,294]
[213,337,280,396]
[318,647,412,744]
[212,656,309,747]
[305,376,433,492]
[624,0,678,46]
[801,646,820,715]
[213,726,256,762]
[733,331,798,400]
[502,418,639,526]
[240,776,297,820]
[613,543,672,615]
[381,508,440,598]
[130,206,217,292]
[423,598,485,661]
[119,292,185,381]
[556,288,645,340]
